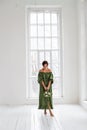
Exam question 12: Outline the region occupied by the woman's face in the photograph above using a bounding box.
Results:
[43,64,48,69]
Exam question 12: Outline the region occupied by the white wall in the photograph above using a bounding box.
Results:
[78,0,87,109]
[0,0,79,104]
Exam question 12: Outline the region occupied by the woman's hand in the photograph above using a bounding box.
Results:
[42,81,47,90]
[46,86,50,91]
[44,86,49,91]
[44,86,47,91]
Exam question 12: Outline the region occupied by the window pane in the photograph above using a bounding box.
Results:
[30,51,38,64]
[51,13,57,24]
[58,65,61,76]
[31,64,38,76]
[30,38,37,50]
[39,51,44,63]
[45,51,50,64]
[48,63,51,68]
[29,77,39,98]
[52,25,58,36]
[54,50,60,64]
[30,12,37,24]
[52,64,60,76]
[53,77,61,97]
[57,15,60,36]
[52,63,59,76]
[52,51,60,64]
[52,51,58,63]
[38,38,44,50]
[58,38,60,49]
[52,38,58,49]
[39,63,42,68]
[45,38,51,49]
[38,12,43,24]
[45,25,51,37]
[30,25,37,37]
[45,12,50,24]
[58,51,60,64]
[38,25,44,37]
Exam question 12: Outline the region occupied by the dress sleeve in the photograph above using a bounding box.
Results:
[49,72,54,84]
[37,72,43,84]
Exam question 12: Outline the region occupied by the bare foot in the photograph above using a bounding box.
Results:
[50,113,54,117]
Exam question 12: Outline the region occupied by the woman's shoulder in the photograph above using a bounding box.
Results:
[39,68,52,72]
[47,68,52,72]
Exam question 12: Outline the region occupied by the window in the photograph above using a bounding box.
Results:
[26,7,63,100]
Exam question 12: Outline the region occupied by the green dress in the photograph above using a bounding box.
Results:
[37,71,54,109]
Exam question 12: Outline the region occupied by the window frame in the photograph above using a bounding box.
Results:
[25,5,64,104]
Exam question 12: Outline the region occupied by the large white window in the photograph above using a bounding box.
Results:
[26,6,63,101]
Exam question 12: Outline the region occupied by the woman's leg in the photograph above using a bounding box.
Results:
[48,102,54,117]
[44,108,47,114]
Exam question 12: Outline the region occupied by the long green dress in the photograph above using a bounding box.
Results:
[37,71,54,109]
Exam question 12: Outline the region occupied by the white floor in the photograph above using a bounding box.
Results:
[0,104,87,130]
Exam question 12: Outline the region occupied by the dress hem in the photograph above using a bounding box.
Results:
[38,107,53,109]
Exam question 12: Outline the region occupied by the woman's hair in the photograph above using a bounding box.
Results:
[42,60,48,66]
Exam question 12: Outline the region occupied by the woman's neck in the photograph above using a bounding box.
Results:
[43,67,48,70]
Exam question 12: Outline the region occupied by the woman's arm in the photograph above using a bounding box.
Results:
[47,80,51,90]
[41,81,47,90]
[38,70,47,90]
[47,70,53,90]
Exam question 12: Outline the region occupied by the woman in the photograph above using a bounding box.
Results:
[37,60,54,117]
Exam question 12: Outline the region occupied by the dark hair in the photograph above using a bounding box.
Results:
[42,60,48,66]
